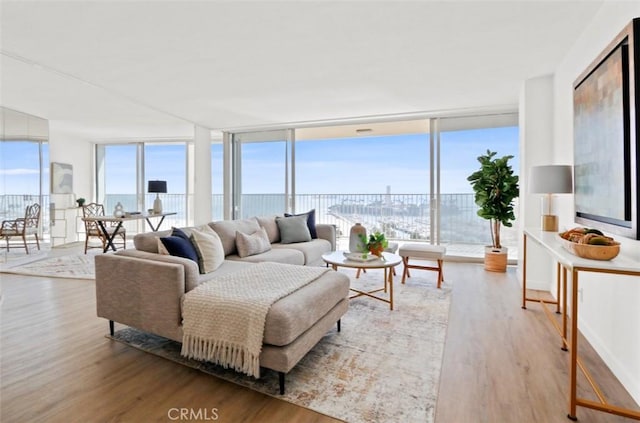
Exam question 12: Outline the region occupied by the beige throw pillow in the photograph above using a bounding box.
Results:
[190,227,225,274]
[235,228,272,258]
[156,237,170,255]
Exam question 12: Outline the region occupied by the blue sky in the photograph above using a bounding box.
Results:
[241,126,518,194]
[0,126,518,196]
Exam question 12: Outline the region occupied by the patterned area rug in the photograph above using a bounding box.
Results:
[0,254,95,280]
[0,246,50,265]
[109,269,452,422]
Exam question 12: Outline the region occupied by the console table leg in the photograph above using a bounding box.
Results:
[522,234,528,309]
[568,270,579,420]
[556,263,562,314]
[562,267,568,351]
[109,320,114,336]
[337,319,341,332]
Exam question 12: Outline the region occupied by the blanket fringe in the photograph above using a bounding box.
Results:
[182,335,261,378]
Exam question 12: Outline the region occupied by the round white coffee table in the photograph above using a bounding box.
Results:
[322,251,402,310]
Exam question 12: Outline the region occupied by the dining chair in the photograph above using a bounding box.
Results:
[82,203,126,254]
[0,203,41,254]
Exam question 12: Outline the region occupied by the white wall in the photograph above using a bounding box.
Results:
[518,75,556,289]
[47,121,94,244]
[48,121,93,206]
[553,3,640,403]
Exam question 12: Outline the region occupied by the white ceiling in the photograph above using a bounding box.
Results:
[0,1,604,139]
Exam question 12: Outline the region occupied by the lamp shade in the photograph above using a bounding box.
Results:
[148,180,167,193]
[529,165,573,194]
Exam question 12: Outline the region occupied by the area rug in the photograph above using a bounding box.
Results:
[0,254,95,280]
[0,246,50,265]
[109,269,452,423]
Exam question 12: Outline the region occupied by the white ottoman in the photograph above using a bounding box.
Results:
[399,243,446,288]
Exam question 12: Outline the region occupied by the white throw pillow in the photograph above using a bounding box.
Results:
[190,227,225,274]
[235,227,272,258]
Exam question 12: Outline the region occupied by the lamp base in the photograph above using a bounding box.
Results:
[153,196,163,215]
[542,215,558,232]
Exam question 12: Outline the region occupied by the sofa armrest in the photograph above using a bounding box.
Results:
[114,249,201,291]
[316,224,336,251]
[95,253,187,342]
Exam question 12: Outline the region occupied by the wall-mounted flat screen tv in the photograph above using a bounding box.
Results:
[573,18,639,240]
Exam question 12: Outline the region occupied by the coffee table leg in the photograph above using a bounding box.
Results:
[389,266,394,310]
[384,268,388,293]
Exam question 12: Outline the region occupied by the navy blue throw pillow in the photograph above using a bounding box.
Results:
[160,235,199,263]
[172,227,191,241]
[284,209,317,239]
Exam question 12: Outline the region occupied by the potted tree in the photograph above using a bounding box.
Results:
[467,150,519,272]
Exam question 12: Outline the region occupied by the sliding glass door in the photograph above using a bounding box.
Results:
[295,120,431,245]
[232,130,291,219]
[226,113,519,258]
[144,143,186,228]
[437,114,520,253]
[96,142,187,233]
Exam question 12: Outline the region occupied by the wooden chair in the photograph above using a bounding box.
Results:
[82,203,126,254]
[0,203,41,254]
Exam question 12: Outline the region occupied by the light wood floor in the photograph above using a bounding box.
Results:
[1,254,638,422]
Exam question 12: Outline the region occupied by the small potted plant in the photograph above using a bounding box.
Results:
[358,232,389,259]
[467,150,519,272]
[76,197,86,207]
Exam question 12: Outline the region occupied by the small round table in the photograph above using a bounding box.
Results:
[322,251,402,310]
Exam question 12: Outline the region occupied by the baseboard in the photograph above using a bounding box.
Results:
[518,277,549,291]
[578,316,640,405]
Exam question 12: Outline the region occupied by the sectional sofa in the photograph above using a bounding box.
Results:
[94,214,350,394]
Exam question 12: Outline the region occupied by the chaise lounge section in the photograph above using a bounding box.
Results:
[95,214,350,394]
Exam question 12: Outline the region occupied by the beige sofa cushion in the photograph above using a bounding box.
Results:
[235,227,271,258]
[134,229,172,253]
[211,218,260,256]
[225,248,305,265]
[263,270,350,346]
[255,215,281,243]
[271,238,332,266]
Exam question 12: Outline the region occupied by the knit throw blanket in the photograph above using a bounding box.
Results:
[181,262,330,378]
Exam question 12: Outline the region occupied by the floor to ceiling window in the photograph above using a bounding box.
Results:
[226,112,519,259]
[144,143,186,228]
[96,142,186,233]
[211,140,224,221]
[0,141,48,225]
[295,120,430,243]
[0,107,49,237]
[437,114,519,257]
[232,130,291,219]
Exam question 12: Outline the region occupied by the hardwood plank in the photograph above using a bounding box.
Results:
[435,263,638,422]
[1,254,637,422]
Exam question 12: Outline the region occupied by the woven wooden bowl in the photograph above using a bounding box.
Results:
[558,236,620,260]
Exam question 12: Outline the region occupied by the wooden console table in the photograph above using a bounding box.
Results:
[522,228,640,421]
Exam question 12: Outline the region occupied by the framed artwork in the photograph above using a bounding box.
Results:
[573,18,640,240]
[51,162,73,194]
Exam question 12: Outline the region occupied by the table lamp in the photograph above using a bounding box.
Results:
[148,180,167,214]
[529,165,573,231]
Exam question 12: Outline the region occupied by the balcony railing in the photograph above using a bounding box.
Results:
[238,193,519,249]
[0,193,519,256]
